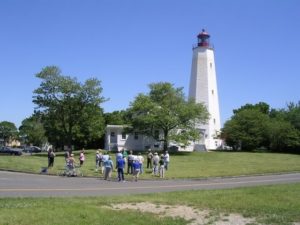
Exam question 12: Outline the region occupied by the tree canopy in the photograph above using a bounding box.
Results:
[127,82,209,150]
[104,110,129,125]
[19,114,47,147]
[222,101,300,152]
[0,121,18,146]
[33,66,106,149]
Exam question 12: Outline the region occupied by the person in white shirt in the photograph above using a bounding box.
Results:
[164,151,170,170]
[137,152,144,174]
[152,152,159,176]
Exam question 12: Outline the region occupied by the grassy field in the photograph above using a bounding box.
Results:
[0,183,299,225]
[1,151,300,224]
[0,150,300,179]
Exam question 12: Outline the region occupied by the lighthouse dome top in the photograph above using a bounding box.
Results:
[197,29,210,38]
[197,29,211,48]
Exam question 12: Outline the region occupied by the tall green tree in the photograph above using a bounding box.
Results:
[104,110,129,125]
[0,121,18,146]
[19,114,47,147]
[127,82,209,150]
[285,101,300,131]
[233,102,270,115]
[33,66,106,149]
[222,109,270,151]
[267,117,300,151]
[268,102,300,152]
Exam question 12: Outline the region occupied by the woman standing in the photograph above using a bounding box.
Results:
[48,148,55,168]
[79,149,85,167]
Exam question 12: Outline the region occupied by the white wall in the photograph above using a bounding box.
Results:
[188,46,222,150]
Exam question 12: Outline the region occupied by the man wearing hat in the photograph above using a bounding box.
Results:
[147,149,153,169]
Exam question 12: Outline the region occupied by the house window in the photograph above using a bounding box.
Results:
[134,132,138,140]
[110,132,115,137]
[121,132,126,140]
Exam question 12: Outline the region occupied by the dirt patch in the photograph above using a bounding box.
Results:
[108,202,258,225]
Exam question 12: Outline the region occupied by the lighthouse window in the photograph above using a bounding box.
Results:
[212,90,214,95]
[213,118,216,124]
[210,62,213,68]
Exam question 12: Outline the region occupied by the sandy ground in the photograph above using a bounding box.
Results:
[109,202,259,225]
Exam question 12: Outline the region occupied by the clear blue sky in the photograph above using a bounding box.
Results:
[1,0,299,128]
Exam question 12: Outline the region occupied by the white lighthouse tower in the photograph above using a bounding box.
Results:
[188,29,222,150]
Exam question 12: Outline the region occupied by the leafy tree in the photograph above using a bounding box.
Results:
[285,101,300,131]
[127,82,209,150]
[222,109,270,151]
[267,117,300,151]
[33,66,106,149]
[104,110,129,125]
[233,102,270,115]
[0,121,18,146]
[19,114,47,147]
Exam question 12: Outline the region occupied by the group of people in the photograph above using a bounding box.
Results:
[94,149,170,181]
[146,150,170,178]
[48,148,86,169]
[47,147,170,181]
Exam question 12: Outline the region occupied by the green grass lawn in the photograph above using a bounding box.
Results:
[1,151,300,224]
[0,150,300,179]
[0,183,299,225]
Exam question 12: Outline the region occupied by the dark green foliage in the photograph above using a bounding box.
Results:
[127,82,209,150]
[104,110,129,125]
[222,101,300,152]
[19,114,47,147]
[233,102,270,115]
[222,109,269,150]
[0,121,18,146]
[33,66,106,150]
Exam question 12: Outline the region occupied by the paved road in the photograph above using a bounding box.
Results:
[0,171,300,197]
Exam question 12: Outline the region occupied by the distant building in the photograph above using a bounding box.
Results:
[104,125,194,152]
[104,125,162,151]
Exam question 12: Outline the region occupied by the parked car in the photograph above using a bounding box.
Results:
[0,146,23,156]
[23,146,42,153]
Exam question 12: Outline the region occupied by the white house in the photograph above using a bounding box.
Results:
[104,125,195,152]
[104,125,162,151]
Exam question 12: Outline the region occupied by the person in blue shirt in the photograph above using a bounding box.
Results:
[116,156,126,182]
[104,156,113,181]
[132,159,141,182]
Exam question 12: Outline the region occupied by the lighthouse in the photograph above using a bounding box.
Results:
[188,29,222,150]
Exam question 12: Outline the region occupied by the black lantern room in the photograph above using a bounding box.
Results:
[197,29,210,47]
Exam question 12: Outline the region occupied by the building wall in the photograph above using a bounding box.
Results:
[104,125,195,152]
[105,125,163,151]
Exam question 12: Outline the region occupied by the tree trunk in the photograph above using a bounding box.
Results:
[163,129,169,151]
